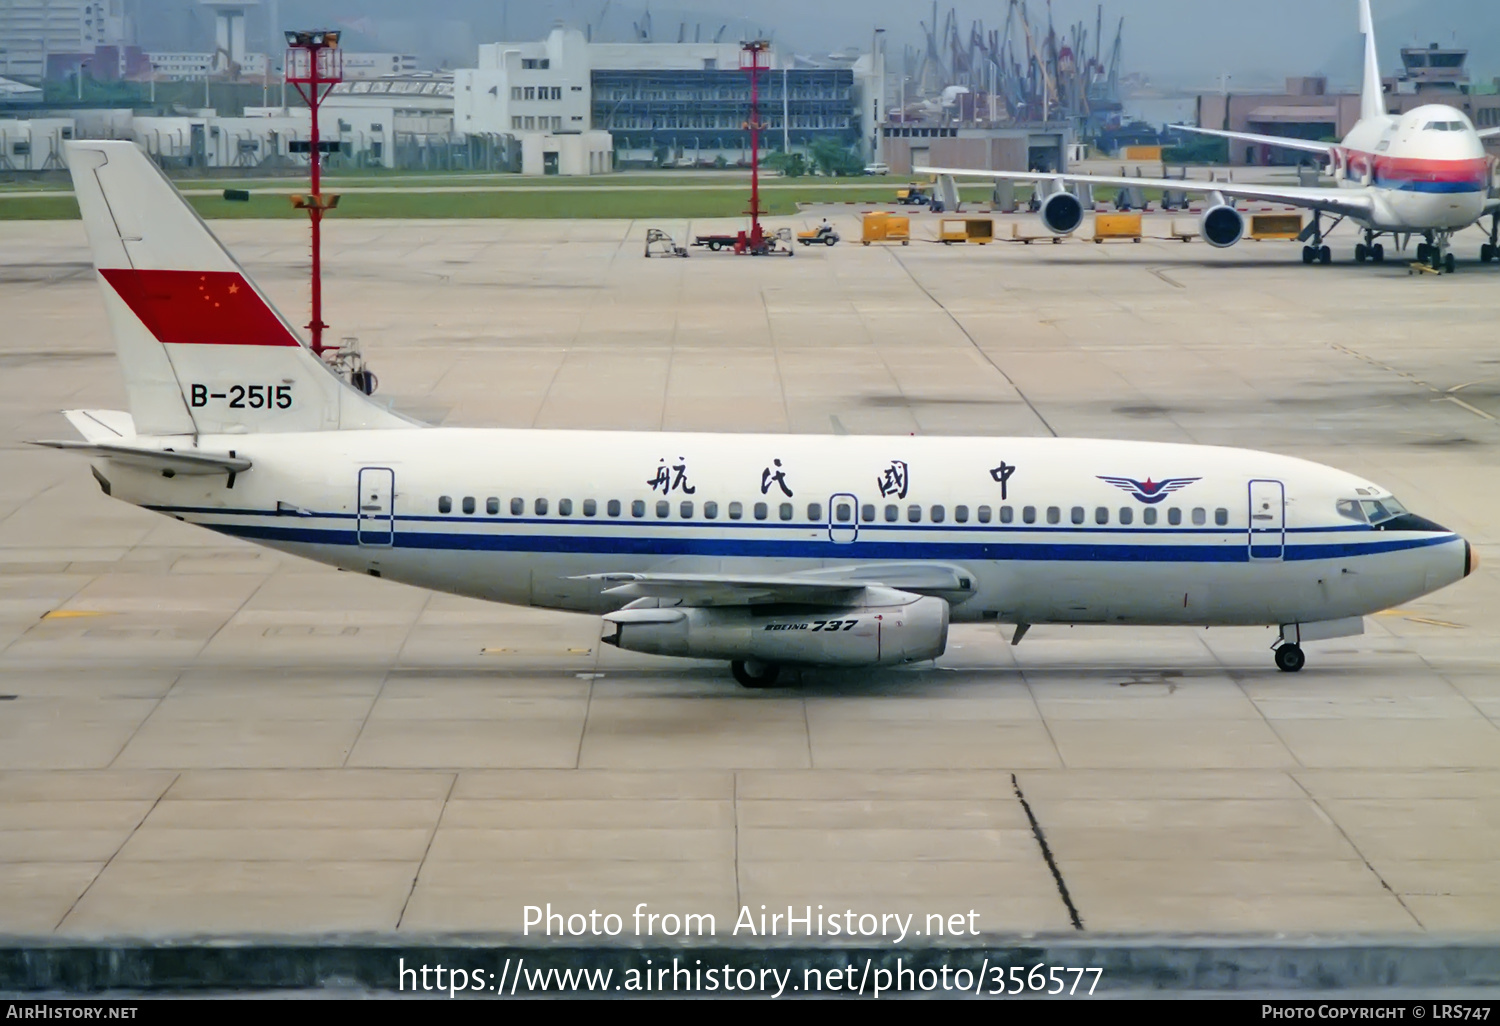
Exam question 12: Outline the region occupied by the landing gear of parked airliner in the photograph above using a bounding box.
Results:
[731,659,782,688]
[1298,211,1335,265]
[1415,231,1456,274]
[1482,214,1500,264]
[1353,230,1385,264]
[1273,643,1306,673]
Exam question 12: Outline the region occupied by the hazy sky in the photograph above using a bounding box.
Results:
[130,0,1498,90]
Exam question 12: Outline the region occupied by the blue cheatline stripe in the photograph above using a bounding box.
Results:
[205,520,1455,565]
[144,504,1373,538]
[1374,176,1486,194]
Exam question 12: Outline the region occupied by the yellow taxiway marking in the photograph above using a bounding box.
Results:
[1374,609,1417,616]
[41,610,111,619]
[1403,616,1466,629]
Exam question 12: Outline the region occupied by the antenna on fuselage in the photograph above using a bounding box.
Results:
[1359,0,1385,121]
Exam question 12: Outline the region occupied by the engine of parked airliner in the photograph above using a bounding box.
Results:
[1040,191,1086,236]
[601,596,950,667]
[1200,204,1246,248]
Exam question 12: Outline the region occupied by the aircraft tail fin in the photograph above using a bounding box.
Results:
[64,140,413,437]
[1359,0,1385,122]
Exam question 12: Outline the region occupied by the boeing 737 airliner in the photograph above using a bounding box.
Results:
[39,140,1474,686]
[919,0,1500,273]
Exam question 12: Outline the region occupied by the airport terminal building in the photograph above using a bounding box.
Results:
[455,26,867,173]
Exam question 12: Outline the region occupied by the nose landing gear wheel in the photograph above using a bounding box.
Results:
[731,659,782,689]
[1274,644,1305,673]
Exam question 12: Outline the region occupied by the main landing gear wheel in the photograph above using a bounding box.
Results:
[1444,253,1456,274]
[1483,244,1496,264]
[1274,644,1306,673]
[1372,243,1385,263]
[731,660,781,689]
[1355,243,1367,263]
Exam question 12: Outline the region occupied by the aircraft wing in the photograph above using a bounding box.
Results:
[916,165,1377,220]
[30,440,252,476]
[1168,124,1334,157]
[1479,127,1500,140]
[576,563,976,607]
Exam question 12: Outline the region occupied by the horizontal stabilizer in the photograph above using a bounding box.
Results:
[29,440,251,476]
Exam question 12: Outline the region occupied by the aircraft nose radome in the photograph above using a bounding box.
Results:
[1466,539,1478,577]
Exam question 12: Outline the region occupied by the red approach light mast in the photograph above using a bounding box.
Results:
[740,40,771,251]
[284,30,343,357]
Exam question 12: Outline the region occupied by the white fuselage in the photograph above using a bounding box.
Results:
[98,430,1468,630]
[1334,104,1492,231]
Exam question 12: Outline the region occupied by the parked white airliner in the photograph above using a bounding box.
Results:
[919,0,1500,273]
[40,140,1474,686]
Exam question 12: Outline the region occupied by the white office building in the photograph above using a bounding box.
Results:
[0,0,130,81]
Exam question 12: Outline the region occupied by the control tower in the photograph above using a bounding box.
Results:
[1391,43,1469,95]
[202,0,261,75]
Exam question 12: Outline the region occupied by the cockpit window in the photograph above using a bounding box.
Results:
[1336,499,1366,523]
[1423,121,1468,132]
[1359,497,1409,526]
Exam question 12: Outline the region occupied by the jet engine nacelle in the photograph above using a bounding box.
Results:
[1199,204,1245,248]
[1040,191,1086,236]
[602,594,950,667]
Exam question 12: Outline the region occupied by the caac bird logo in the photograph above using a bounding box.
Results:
[1097,476,1201,504]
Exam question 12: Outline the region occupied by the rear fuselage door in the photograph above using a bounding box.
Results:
[357,467,395,547]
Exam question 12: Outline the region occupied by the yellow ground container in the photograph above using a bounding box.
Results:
[1093,212,1143,243]
[861,212,911,245]
[938,218,994,244]
[1121,145,1163,160]
[1249,213,1304,240]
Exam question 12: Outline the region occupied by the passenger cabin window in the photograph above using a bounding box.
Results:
[704,501,718,519]
[656,500,670,518]
[1095,507,1108,525]
[861,504,876,523]
[583,499,597,517]
[779,503,794,521]
[807,502,823,522]
[558,499,573,516]
[1046,507,1061,525]
[607,499,621,517]
[835,501,853,523]
[438,496,452,514]
[728,501,743,520]
[1119,507,1133,525]
[954,505,969,524]
[486,497,500,515]
[754,502,768,520]
[1023,506,1036,524]
[510,497,524,515]
[1192,507,1206,526]
[631,500,645,518]
[978,506,993,524]
[1143,508,1158,525]
[462,496,475,515]
[997,506,1012,524]
[1070,506,1085,525]
[1167,508,1182,526]
[931,505,945,523]
[884,504,899,522]
[907,505,922,523]
[680,501,693,519]
[1215,508,1229,526]
[534,498,548,516]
